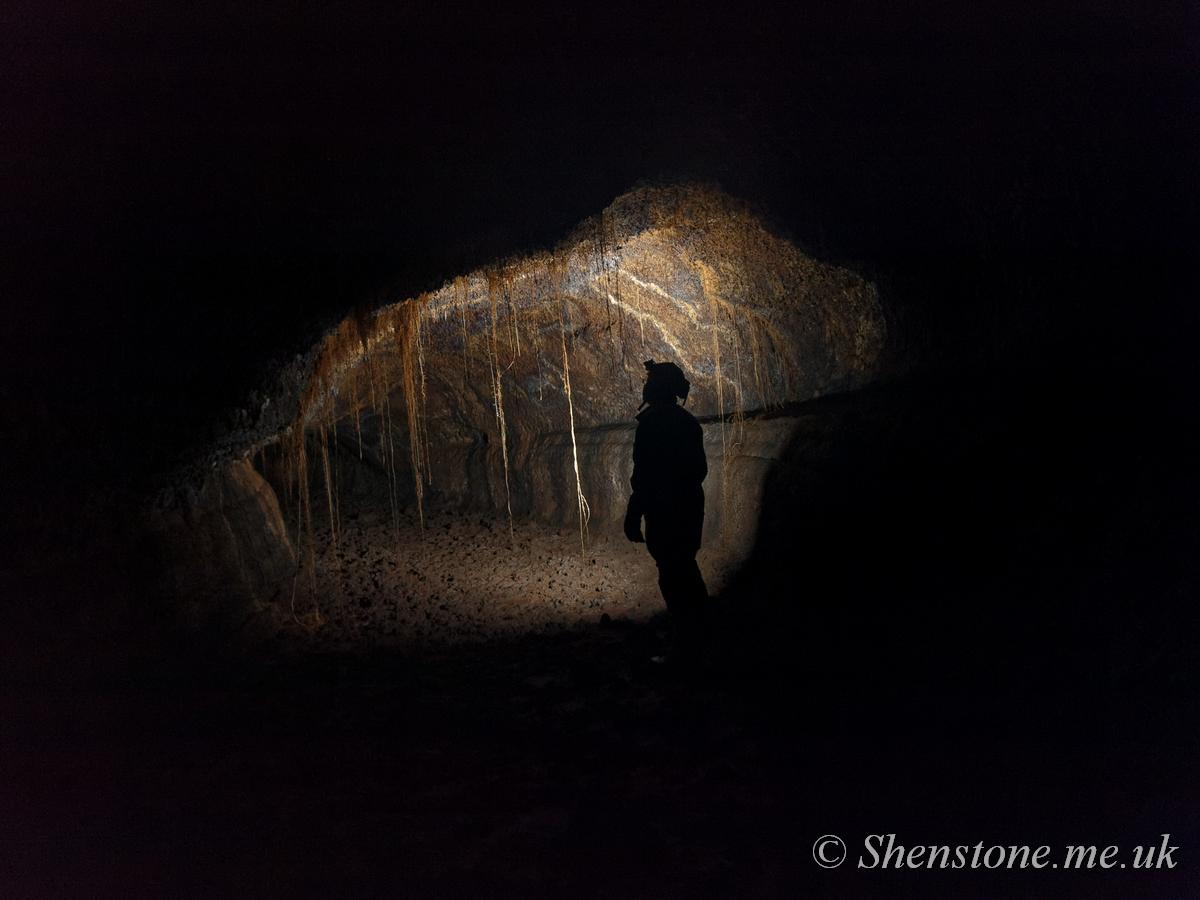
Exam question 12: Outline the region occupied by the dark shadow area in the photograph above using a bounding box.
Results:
[723,361,1200,698]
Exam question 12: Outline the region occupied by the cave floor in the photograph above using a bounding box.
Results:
[246,505,676,653]
[2,612,1197,900]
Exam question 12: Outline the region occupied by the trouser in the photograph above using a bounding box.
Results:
[652,551,710,635]
[644,501,710,635]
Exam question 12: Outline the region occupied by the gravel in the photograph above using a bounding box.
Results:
[245,505,697,653]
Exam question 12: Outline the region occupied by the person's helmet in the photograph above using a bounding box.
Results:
[643,359,691,404]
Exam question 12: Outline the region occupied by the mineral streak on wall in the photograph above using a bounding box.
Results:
[152,185,887,631]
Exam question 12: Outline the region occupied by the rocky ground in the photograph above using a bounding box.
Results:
[4,601,1197,900]
[4,506,1199,900]
[242,504,737,656]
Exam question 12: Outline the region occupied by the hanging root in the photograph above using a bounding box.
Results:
[486,271,516,546]
[555,256,590,554]
[417,295,432,489]
[288,428,321,626]
[319,421,337,551]
[398,298,427,536]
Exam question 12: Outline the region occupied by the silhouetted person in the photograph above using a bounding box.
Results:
[624,359,711,663]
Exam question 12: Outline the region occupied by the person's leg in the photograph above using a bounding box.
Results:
[646,511,711,664]
[650,553,708,666]
[654,553,709,629]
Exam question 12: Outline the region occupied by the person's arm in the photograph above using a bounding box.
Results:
[626,420,648,542]
[623,492,645,543]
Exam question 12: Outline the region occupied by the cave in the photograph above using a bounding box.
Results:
[4,3,1197,898]
[149,185,890,652]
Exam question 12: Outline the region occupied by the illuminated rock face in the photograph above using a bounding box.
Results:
[157,185,887,635]
[147,459,296,633]
[287,186,885,523]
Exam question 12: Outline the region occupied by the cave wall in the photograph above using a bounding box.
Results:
[262,410,800,593]
[146,459,296,634]
[292,186,884,521]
